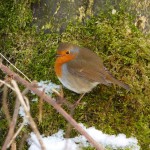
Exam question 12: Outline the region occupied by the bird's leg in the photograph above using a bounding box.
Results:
[65,93,86,139]
[67,93,86,117]
[53,86,75,108]
[53,85,65,105]
[73,93,86,108]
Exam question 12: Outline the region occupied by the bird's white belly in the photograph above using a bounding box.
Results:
[58,64,99,94]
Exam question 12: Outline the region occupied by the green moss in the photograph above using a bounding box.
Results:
[0,0,150,150]
[61,11,150,150]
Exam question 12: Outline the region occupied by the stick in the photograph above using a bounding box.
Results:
[2,85,11,124]
[11,80,46,150]
[2,89,28,150]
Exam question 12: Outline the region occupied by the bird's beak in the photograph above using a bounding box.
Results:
[56,54,61,57]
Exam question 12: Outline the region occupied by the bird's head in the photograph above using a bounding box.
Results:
[56,43,79,64]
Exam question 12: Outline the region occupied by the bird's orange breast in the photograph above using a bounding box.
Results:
[55,59,63,77]
[55,54,76,77]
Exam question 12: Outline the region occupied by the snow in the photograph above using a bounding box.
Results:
[19,106,29,125]
[112,9,117,15]
[37,80,60,96]
[28,130,78,150]
[74,124,140,150]
[19,106,26,117]
[27,81,140,149]
[27,123,140,150]
[30,80,60,97]
[19,81,60,125]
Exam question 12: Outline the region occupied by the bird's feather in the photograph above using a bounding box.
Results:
[67,47,110,85]
[67,47,130,90]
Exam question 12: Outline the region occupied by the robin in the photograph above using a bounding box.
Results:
[55,43,130,95]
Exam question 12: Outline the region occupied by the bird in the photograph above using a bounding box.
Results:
[54,43,130,94]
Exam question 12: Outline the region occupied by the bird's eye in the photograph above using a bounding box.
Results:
[66,50,70,54]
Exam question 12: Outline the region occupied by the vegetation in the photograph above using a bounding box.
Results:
[0,0,149,149]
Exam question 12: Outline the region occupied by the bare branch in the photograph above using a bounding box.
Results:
[11,80,46,150]
[2,85,11,124]
[0,53,32,83]
[38,90,45,123]
[7,118,26,148]
[18,133,29,150]
[2,88,29,150]
[8,92,31,148]
[10,142,16,150]
[0,80,15,91]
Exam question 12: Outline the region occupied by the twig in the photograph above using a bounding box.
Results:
[7,118,26,148]
[52,88,61,97]
[2,85,11,124]
[0,80,15,91]
[10,142,16,150]
[52,88,73,108]
[24,96,30,110]
[0,62,104,150]
[38,90,45,123]
[65,94,86,139]
[2,88,29,150]
[11,80,46,150]
[7,94,30,148]
[18,133,29,150]
[0,53,32,83]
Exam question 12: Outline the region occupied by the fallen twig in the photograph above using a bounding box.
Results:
[2,88,28,150]
[2,85,11,124]
[11,80,46,150]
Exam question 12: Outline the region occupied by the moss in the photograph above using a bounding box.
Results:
[61,11,150,150]
[0,0,150,150]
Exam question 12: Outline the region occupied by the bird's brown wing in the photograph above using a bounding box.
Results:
[67,58,130,90]
[66,46,130,90]
[67,56,110,85]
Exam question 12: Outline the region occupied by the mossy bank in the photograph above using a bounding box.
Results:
[0,0,150,149]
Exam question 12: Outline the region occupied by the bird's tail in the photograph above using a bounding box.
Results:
[109,76,130,90]
[104,68,130,90]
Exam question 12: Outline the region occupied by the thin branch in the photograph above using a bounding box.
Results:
[65,94,86,139]
[53,89,73,108]
[10,142,16,150]
[52,88,61,97]
[24,96,30,111]
[2,88,29,150]
[38,90,45,123]
[18,133,28,150]
[0,80,15,91]
[0,53,32,83]
[7,119,26,148]
[0,62,104,150]
[7,95,31,148]
[2,85,11,124]
[11,80,46,150]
